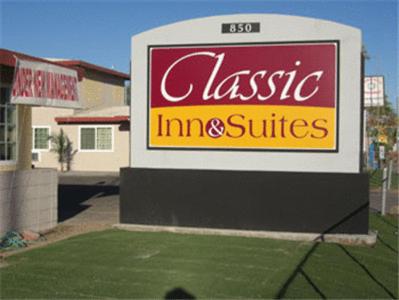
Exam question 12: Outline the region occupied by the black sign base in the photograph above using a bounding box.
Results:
[120,168,369,234]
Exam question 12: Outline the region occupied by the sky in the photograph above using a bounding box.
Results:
[1,0,397,108]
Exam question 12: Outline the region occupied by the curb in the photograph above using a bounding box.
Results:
[113,224,377,246]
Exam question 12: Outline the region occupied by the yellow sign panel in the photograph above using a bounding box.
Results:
[150,105,336,150]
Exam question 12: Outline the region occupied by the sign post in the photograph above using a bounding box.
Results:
[121,14,369,235]
[381,167,388,216]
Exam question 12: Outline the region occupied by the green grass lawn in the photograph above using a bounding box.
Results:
[1,213,397,299]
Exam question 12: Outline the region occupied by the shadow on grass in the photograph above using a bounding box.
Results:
[338,244,396,298]
[377,235,398,254]
[374,212,398,229]
[275,202,369,299]
[164,287,195,299]
[299,269,326,299]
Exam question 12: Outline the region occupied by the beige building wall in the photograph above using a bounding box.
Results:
[62,123,129,172]
[31,68,128,172]
[31,109,129,172]
[0,105,32,173]
[80,70,125,109]
[31,107,74,170]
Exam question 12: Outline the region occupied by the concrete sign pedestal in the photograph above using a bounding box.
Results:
[120,168,368,234]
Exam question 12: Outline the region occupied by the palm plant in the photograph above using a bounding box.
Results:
[49,129,74,172]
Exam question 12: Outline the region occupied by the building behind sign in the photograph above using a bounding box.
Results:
[31,59,130,172]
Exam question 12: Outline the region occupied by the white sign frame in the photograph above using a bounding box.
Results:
[131,14,362,174]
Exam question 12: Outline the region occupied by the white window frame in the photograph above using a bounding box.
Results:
[78,125,114,152]
[0,83,18,166]
[32,126,51,152]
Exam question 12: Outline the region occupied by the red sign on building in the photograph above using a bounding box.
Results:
[11,58,81,108]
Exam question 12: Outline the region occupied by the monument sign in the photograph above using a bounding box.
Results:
[121,15,368,234]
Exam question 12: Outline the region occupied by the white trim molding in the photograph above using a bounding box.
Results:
[32,126,51,152]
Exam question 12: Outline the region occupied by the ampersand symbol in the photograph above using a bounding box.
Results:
[206,118,225,138]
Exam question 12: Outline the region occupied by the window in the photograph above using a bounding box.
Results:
[79,126,113,151]
[32,127,50,150]
[32,152,40,162]
[80,128,95,150]
[0,86,17,162]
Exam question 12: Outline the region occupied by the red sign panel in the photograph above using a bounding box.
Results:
[149,41,338,151]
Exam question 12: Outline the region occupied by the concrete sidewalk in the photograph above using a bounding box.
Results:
[58,174,119,227]
[58,171,119,177]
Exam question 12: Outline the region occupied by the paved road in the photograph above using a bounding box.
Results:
[58,174,398,226]
[58,173,119,226]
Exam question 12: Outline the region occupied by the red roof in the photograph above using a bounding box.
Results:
[0,48,130,81]
[57,60,129,80]
[55,116,129,124]
[0,48,84,80]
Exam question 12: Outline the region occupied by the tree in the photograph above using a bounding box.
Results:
[366,98,398,151]
[50,129,76,172]
[366,97,398,169]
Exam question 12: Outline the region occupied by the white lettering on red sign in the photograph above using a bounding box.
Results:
[160,51,324,103]
[12,68,78,101]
